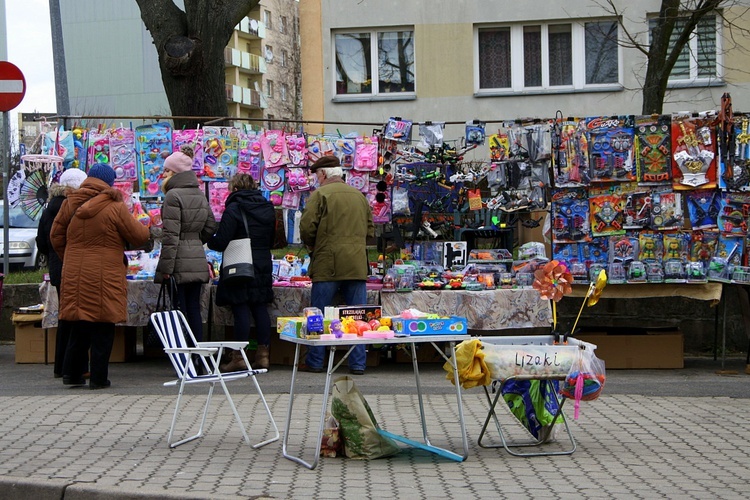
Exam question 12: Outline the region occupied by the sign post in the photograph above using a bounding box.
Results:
[0,62,27,274]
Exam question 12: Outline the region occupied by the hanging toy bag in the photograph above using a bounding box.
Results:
[560,346,606,419]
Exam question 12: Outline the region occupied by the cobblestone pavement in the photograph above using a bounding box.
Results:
[1,345,749,499]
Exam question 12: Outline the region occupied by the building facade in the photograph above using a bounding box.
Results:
[299,0,750,140]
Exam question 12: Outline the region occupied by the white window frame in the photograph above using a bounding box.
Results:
[332,27,416,102]
[263,10,272,31]
[652,14,724,88]
[266,80,274,99]
[281,83,288,102]
[474,19,622,95]
[281,49,288,68]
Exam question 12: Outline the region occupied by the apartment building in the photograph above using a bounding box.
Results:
[299,0,750,139]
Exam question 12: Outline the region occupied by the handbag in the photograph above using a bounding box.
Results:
[220,211,255,284]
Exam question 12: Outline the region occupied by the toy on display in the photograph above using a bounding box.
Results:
[172,128,204,173]
[635,114,672,184]
[586,115,635,182]
[110,127,137,182]
[203,126,239,179]
[671,112,717,188]
[136,122,172,198]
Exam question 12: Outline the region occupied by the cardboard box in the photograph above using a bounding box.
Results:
[14,321,57,364]
[14,316,134,364]
[576,330,684,369]
[277,316,332,338]
[325,305,382,323]
[392,316,468,336]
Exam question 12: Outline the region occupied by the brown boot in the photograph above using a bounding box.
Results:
[255,345,270,370]
[219,350,248,373]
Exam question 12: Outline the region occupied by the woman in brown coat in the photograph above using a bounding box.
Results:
[51,163,150,389]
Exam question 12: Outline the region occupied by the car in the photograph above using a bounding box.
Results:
[0,201,46,271]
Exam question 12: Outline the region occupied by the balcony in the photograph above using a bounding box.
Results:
[236,17,266,39]
[225,84,267,109]
[224,48,267,74]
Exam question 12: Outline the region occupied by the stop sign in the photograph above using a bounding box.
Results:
[0,62,26,112]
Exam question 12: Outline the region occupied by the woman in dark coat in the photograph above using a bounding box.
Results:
[35,168,88,378]
[208,173,275,370]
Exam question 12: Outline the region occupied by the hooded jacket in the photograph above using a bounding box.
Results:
[300,178,374,282]
[208,189,275,306]
[36,183,68,287]
[155,170,217,284]
[50,177,150,323]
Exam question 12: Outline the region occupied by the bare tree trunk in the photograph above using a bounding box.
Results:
[135,0,257,129]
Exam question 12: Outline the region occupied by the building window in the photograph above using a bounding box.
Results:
[263,10,272,30]
[280,16,288,34]
[266,80,274,99]
[649,14,720,84]
[334,29,415,97]
[477,19,619,93]
[281,83,288,102]
[265,45,274,63]
[281,50,288,68]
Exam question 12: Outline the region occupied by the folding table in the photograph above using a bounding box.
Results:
[281,334,470,469]
[476,335,595,457]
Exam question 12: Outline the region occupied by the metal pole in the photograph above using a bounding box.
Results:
[3,110,10,273]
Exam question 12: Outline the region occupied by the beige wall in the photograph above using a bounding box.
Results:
[299,0,325,134]
[416,24,474,98]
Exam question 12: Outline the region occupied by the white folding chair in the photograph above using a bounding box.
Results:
[150,310,279,449]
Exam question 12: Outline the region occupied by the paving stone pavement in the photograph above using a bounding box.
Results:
[1,344,749,499]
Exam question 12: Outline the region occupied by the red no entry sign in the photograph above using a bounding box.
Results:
[0,62,26,112]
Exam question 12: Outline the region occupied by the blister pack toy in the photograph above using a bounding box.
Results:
[113,181,134,210]
[367,179,391,224]
[110,127,137,182]
[609,234,639,267]
[648,190,683,230]
[551,188,590,242]
[260,130,290,169]
[307,135,336,164]
[87,130,111,168]
[261,165,285,192]
[208,182,230,221]
[551,117,590,187]
[637,231,664,264]
[589,193,625,237]
[203,126,239,180]
[579,237,609,270]
[720,114,750,191]
[384,117,413,142]
[354,135,379,171]
[136,122,172,198]
[172,128,204,173]
[285,133,307,167]
[71,127,87,170]
[281,189,302,210]
[130,193,152,228]
[671,112,717,188]
[143,201,163,228]
[663,231,690,262]
[685,189,719,229]
[552,243,581,268]
[622,190,651,230]
[488,130,510,162]
[690,230,719,270]
[346,170,369,193]
[330,136,356,169]
[286,167,311,192]
[465,120,486,145]
[238,134,263,180]
[585,115,635,182]
[418,122,445,149]
[635,114,672,184]
[717,192,750,235]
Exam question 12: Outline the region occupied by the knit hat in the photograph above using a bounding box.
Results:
[309,155,340,172]
[59,168,87,189]
[87,163,116,186]
[163,151,193,173]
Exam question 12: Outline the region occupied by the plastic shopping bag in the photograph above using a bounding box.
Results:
[320,413,342,458]
[331,376,400,460]
[560,347,606,419]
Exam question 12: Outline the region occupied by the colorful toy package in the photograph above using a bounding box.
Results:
[638,231,664,264]
[203,126,239,180]
[86,130,111,168]
[635,114,672,184]
[285,132,307,167]
[136,122,172,198]
[383,117,413,142]
[685,188,720,229]
[649,190,683,230]
[690,230,719,270]
[589,193,625,237]
[585,115,635,182]
[717,192,750,235]
[110,127,137,182]
[238,134,263,180]
[332,136,356,168]
[551,188,591,242]
[260,130,290,168]
[671,113,717,189]
[552,117,590,187]
[721,116,750,191]
[609,234,639,267]
[172,128,204,173]
[354,135,379,171]
[208,181,230,221]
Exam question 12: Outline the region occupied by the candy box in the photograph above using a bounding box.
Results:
[324,305,382,323]
[278,316,331,338]
[391,316,467,336]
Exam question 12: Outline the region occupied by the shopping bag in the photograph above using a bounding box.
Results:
[331,376,400,460]
[560,347,606,419]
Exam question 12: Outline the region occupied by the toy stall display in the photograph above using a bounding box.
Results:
[23,94,750,288]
